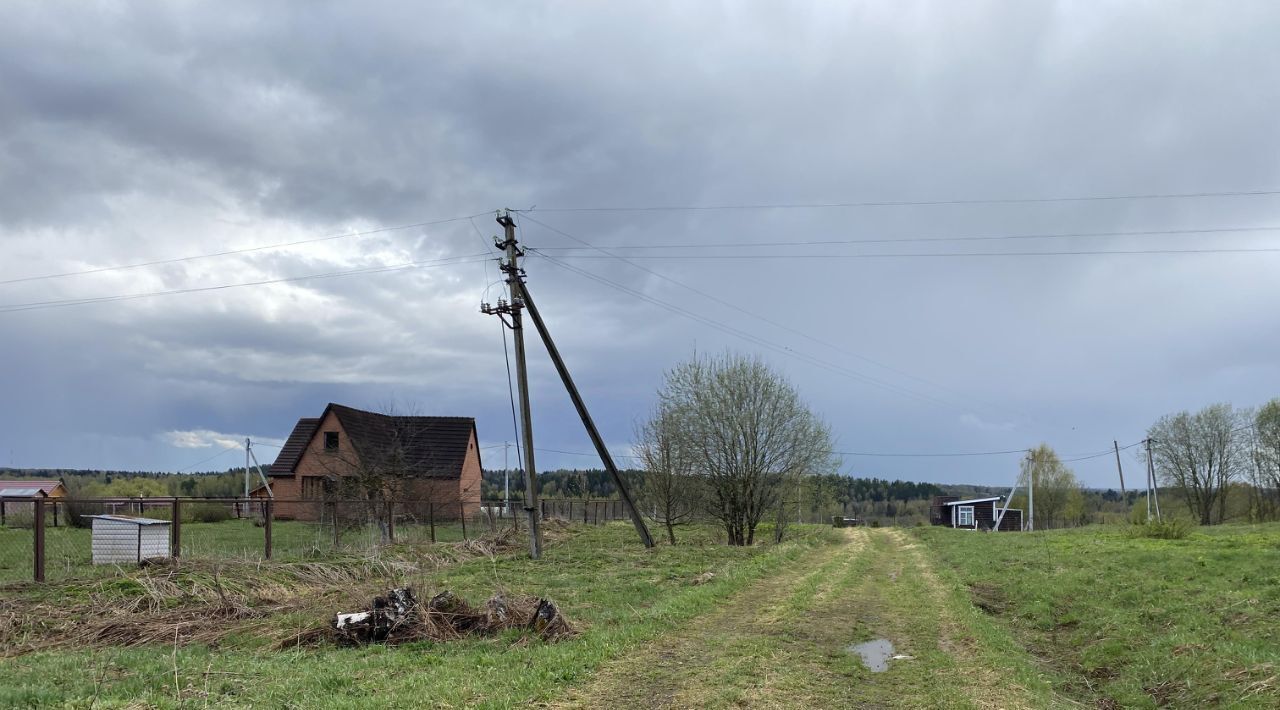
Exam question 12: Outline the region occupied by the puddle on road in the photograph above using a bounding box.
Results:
[848,638,895,672]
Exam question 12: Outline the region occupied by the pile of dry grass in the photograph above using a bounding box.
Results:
[0,530,528,657]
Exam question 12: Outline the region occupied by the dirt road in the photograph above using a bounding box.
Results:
[558,528,1046,709]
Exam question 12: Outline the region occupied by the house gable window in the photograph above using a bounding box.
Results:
[957,505,975,527]
[301,476,325,500]
[324,431,339,451]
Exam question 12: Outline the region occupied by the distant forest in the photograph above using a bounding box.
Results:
[1,466,1144,527]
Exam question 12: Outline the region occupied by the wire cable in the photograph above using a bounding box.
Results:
[521,187,1280,213]
[531,224,1280,250]
[499,312,525,476]
[0,253,491,314]
[529,249,974,414]
[175,444,244,473]
[833,448,1029,458]
[539,246,1280,260]
[519,213,1021,422]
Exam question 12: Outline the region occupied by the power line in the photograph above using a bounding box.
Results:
[0,212,491,286]
[529,250,973,414]
[175,444,243,473]
[520,213,1026,423]
[522,187,1280,213]
[531,224,1280,250]
[537,246,1280,260]
[0,253,492,314]
[834,448,1028,458]
[536,446,639,460]
[1061,445,1137,463]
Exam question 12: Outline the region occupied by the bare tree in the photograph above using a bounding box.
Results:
[634,404,700,545]
[1147,403,1246,525]
[659,353,835,546]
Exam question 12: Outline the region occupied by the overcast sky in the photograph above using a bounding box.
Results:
[3,1,1279,488]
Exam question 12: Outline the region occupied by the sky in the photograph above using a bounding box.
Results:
[2,1,1279,488]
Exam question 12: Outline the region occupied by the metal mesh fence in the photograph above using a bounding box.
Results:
[0,496,629,583]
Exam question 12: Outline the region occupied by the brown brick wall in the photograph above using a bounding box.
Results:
[258,413,481,522]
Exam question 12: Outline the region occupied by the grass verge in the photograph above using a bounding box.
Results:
[913,523,1280,708]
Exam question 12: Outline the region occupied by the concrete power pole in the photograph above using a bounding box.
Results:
[1145,437,1162,521]
[1113,440,1127,500]
[517,280,655,548]
[1026,450,1035,532]
[481,212,543,558]
[482,209,654,550]
[245,437,251,499]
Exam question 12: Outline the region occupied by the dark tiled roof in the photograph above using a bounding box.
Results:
[329,404,475,479]
[269,418,320,474]
[270,405,476,479]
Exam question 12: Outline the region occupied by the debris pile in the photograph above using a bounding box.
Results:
[328,588,574,646]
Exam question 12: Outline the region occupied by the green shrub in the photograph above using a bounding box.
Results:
[1124,517,1192,540]
[186,503,233,523]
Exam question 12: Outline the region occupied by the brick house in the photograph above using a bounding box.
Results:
[254,403,483,521]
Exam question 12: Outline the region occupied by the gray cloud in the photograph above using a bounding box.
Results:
[2,1,1279,485]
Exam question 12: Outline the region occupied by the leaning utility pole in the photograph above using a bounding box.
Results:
[1026,449,1035,532]
[481,212,543,558]
[244,438,272,498]
[518,278,655,548]
[1145,437,1162,521]
[1113,440,1127,499]
[482,209,654,551]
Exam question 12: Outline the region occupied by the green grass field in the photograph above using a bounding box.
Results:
[0,523,845,708]
[913,523,1280,708]
[0,518,477,584]
[3,521,1277,708]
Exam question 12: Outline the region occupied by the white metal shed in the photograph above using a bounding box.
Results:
[87,515,171,564]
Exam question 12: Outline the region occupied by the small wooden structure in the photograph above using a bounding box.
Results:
[87,515,171,564]
[930,495,1022,531]
[0,480,66,527]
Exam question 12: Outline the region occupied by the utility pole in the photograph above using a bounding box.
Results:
[517,280,655,548]
[1026,449,1035,532]
[481,211,543,558]
[1145,437,1162,521]
[1112,440,1127,500]
[245,437,251,499]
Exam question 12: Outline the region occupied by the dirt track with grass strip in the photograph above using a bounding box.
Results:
[558,528,1051,709]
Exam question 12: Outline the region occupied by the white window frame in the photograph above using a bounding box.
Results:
[956,505,975,527]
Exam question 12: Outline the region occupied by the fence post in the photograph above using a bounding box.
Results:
[331,501,340,548]
[428,501,436,543]
[584,499,589,524]
[34,497,46,583]
[264,498,273,560]
[171,498,182,559]
[386,500,395,544]
[459,500,467,540]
